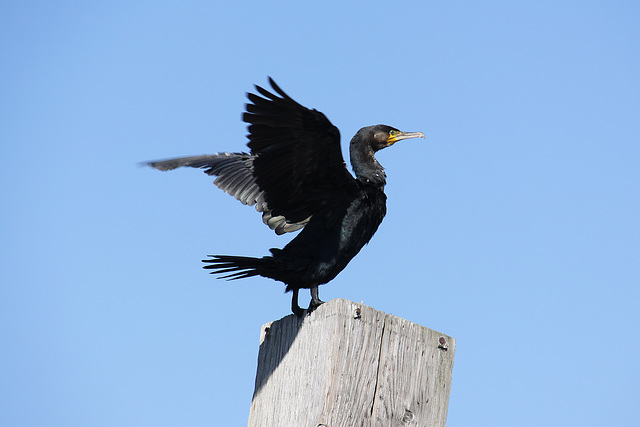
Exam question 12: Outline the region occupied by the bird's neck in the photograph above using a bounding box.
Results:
[350,143,387,187]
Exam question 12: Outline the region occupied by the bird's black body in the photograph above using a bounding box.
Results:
[147,78,424,315]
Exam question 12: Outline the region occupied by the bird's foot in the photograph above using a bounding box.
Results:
[307,298,325,314]
[307,286,324,315]
[292,304,306,318]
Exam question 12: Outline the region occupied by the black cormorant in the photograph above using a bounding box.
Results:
[146,78,424,316]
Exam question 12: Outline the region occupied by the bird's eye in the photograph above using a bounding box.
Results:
[389,130,397,137]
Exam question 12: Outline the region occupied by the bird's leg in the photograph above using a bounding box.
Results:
[291,288,305,317]
[308,286,325,313]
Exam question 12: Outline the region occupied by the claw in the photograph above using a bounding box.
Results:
[307,299,324,314]
[308,286,324,314]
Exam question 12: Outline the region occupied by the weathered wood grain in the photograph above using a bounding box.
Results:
[372,314,455,426]
[248,299,455,427]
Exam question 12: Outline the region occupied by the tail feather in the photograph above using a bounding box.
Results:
[203,255,277,280]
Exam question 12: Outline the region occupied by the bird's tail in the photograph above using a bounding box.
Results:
[203,254,281,281]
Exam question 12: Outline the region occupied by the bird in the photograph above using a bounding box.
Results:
[146,78,424,316]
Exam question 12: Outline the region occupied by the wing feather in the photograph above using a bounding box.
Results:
[146,153,309,233]
[146,78,358,235]
[244,78,358,223]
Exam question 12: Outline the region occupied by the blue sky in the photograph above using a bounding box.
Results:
[1,1,639,426]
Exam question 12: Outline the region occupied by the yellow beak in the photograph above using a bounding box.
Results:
[387,131,425,146]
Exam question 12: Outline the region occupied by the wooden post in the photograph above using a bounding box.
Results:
[248,298,455,427]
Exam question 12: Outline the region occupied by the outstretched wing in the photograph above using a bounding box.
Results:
[244,78,359,224]
[146,153,309,235]
[147,153,264,207]
[147,78,358,234]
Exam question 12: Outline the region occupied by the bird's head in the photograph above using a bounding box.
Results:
[359,125,425,152]
[350,124,425,184]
